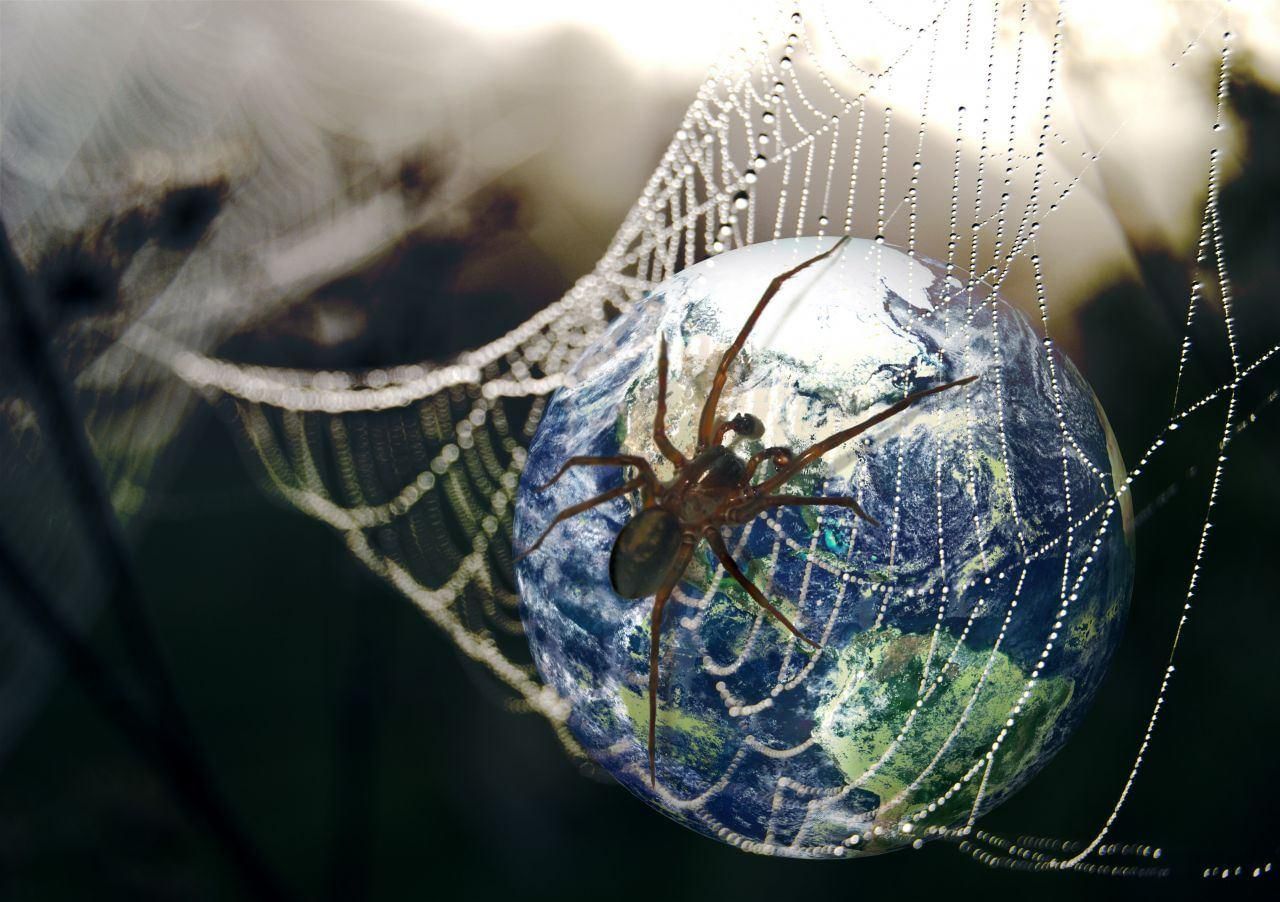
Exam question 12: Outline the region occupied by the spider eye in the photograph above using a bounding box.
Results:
[730,413,764,440]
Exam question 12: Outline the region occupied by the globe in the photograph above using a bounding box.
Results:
[513,237,1133,858]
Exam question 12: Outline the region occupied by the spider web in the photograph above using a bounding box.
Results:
[75,0,1277,877]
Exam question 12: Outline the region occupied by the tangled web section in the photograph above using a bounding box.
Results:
[141,1,1277,877]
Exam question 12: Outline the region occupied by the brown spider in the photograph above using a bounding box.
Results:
[518,236,976,785]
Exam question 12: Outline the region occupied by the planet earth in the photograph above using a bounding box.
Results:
[513,237,1133,858]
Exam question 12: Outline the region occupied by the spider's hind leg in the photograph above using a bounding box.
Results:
[534,455,658,492]
[731,493,879,527]
[645,540,695,787]
[703,529,819,650]
[515,475,646,561]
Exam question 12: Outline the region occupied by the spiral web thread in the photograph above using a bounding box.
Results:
[137,0,1277,876]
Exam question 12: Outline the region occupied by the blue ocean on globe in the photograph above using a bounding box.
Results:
[513,237,1133,858]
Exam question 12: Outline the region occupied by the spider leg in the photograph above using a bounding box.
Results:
[742,446,794,482]
[653,336,688,468]
[713,413,764,447]
[534,455,659,494]
[703,528,819,650]
[646,540,695,787]
[730,494,879,527]
[515,476,646,561]
[754,375,978,495]
[695,236,850,450]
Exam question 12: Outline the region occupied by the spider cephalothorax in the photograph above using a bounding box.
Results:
[518,236,976,785]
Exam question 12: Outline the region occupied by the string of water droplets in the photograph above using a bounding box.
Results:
[130,1,1277,876]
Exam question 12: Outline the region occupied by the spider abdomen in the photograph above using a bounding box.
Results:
[609,506,684,598]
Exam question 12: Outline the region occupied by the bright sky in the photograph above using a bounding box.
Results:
[419,0,747,74]
[420,0,1280,95]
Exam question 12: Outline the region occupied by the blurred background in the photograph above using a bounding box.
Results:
[0,1,1277,899]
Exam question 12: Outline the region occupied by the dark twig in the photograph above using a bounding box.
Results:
[0,221,292,901]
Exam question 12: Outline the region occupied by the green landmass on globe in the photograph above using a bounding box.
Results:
[514,237,1134,858]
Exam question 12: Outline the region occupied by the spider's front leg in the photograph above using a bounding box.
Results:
[695,237,851,451]
[713,413,766,447]
[753,374,978,495]
[743,446,793,482]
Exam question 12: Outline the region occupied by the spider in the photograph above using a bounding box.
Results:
[518,236,976,785]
